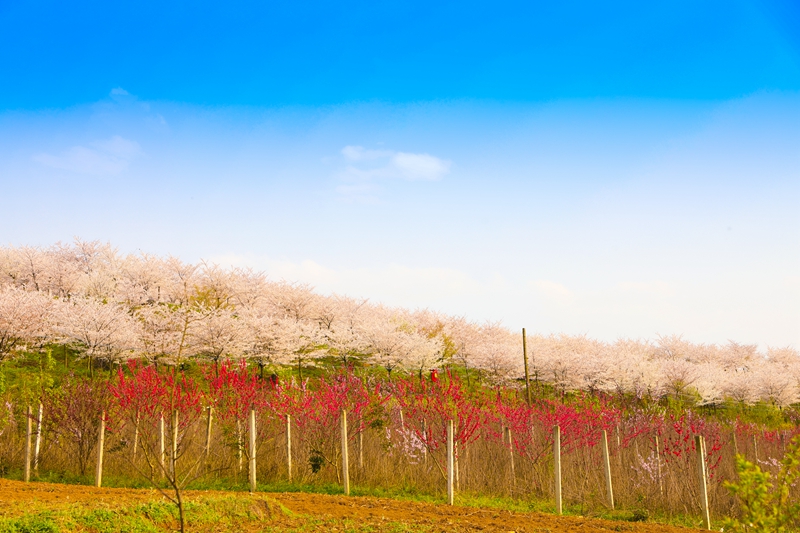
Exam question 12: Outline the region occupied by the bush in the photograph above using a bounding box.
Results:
[724,435,800,532]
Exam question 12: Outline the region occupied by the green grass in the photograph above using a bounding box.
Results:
[0,493,439,533]
[0,495,296,533]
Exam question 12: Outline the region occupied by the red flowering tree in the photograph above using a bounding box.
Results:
[42,374,112,476]
[394,372,488,478]
[292,370,380,478]
[110,362,203,533]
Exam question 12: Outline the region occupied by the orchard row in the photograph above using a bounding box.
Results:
[1,240,798,405]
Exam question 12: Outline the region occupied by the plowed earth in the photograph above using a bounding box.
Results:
[0,479,701,533]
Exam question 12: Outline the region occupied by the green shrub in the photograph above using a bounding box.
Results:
[724,435,800,532]
[0,514,60,533]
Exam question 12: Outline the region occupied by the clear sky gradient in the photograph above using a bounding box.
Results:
[1,1,798,348]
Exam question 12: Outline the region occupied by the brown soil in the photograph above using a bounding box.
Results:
[0,479,702,533]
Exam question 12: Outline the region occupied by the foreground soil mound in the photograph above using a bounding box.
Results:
[0,479,702,532]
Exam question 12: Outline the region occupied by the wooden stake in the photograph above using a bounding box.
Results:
[358,428,364,470]
[286,414,292,482]
[341,409,350,495]
[455,440,460,492]
[522,328,531,405]
[24,405,32,482]
[171,410,178,477]
[33,403,43,473]
[554,425,562,515]
[237,418,243,473]
[422,419,428,465]
[655,435,664,496]
[159,414,165,479]
[505,427,516,490]
[205,406,213,460]
[132,411,140,460]
[447,419,454,505]
[249,407,257,492]
[695,435,711,530]
[601,429,614,509]
[95,411,106,487]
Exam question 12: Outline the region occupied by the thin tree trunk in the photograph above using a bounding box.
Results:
[176,488,186,533]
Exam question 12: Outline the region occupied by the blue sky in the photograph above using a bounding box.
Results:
[1,1,799,347]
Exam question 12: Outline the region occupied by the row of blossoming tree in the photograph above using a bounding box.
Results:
[1,240,798,405]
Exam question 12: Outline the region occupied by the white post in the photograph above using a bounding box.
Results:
[554,425,562,515]
[205,406,213,460]
[286,414,292,482]
[249,407,257,492]
[341,409,350,495]
[34,403,43,473]
[422,418,428,465]
[132,411,140,460]
[358,418,364,471]
[655,434,664,496]
[95,411,106,487]
[237,418,243,473]
[159,414,165,479]
[447,419,454,505]
[696,435,711,530]
[24,405,32,482]
[171,410,179,477]
[601,429,614,509]
[505,427,516,489]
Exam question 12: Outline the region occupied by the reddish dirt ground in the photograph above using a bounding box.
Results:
[0,479,703,533]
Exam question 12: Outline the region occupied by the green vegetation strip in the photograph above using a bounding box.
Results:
[0,495,282,533]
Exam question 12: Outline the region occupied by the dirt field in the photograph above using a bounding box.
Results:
[0,479,703,533]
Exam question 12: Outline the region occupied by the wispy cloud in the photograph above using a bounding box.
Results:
[33,135,142,175]
[336,145,451,202]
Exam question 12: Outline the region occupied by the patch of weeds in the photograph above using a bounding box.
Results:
[130,501,176,524]
[610,508,649,523]
[77,506,161,533]
[0,513,60,533]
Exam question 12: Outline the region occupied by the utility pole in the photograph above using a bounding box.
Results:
[523,328,532,405]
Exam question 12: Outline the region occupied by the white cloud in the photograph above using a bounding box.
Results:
[391,152,451,180]
[337,146,452,201]
[110,87,130,96]
[33,135,142,176]
[529,279,575,305]
[336,145,451,201]
[341,145,393,161]
[616,280,675,297]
